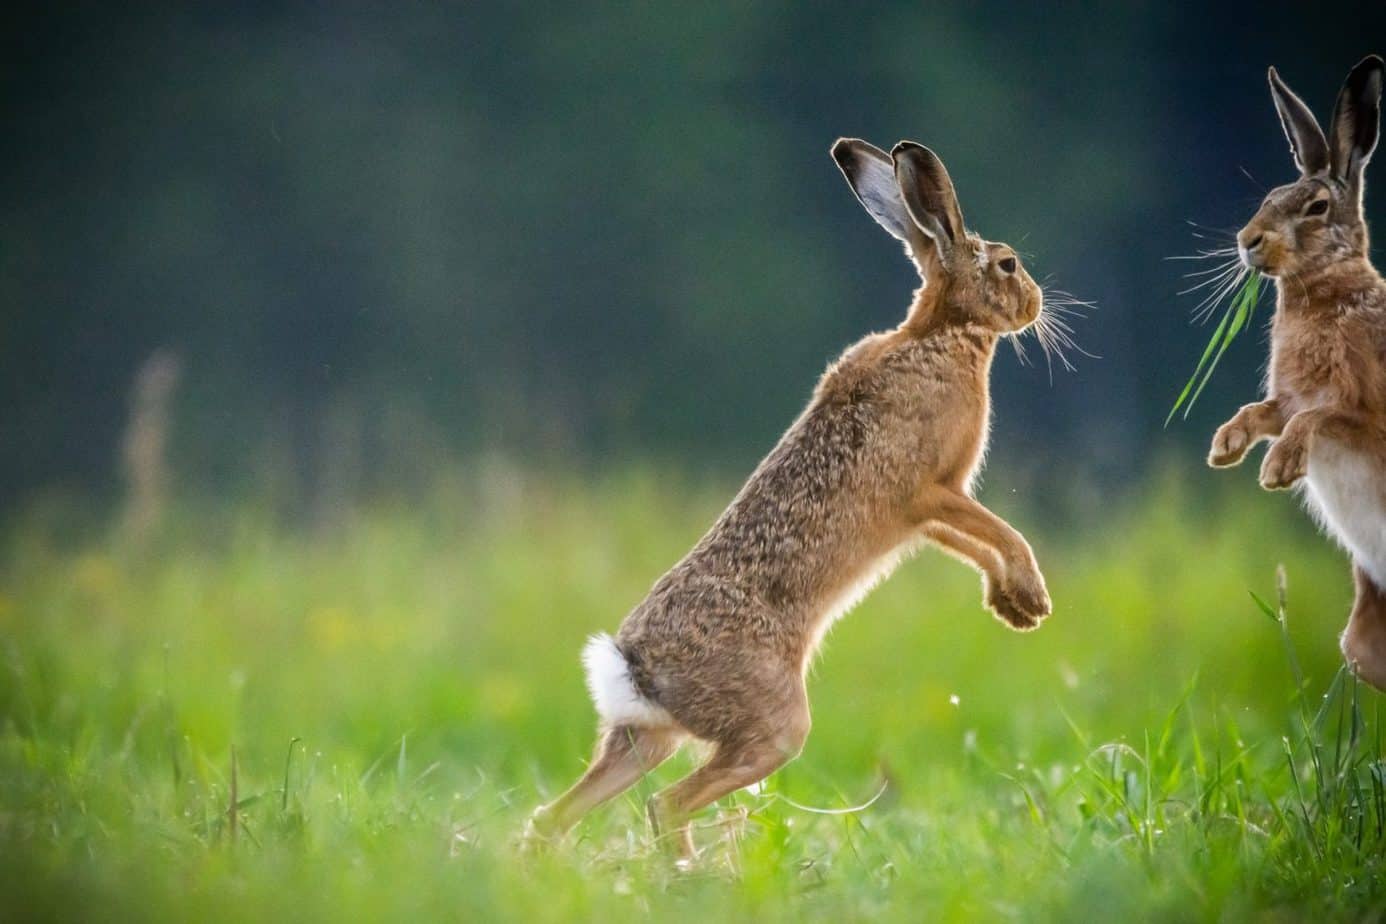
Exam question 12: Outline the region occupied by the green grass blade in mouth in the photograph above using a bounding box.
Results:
[1183,274,1261,416]
[1166,270,1264,425]
[1166,302,1233,426]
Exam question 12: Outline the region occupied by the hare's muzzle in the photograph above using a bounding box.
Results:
[1238,228,1265,269]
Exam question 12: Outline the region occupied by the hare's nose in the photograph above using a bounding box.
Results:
[1243,233,1264,252]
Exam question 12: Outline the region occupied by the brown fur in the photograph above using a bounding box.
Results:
[526,139,1051,858]
[1208,56,1386,687]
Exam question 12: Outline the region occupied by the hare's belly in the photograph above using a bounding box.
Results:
[805,538,924,661]
[1305,438,1386,588]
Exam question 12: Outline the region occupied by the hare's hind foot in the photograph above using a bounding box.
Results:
[524,724,683,848]
[519,806,560,854]
[646,708,809,863]
[646,793,698,861]
[1342,566,1386,692]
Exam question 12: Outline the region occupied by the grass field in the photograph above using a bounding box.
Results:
[3,465,1386,921]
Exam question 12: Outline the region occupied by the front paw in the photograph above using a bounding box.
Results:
[1208,420,1250,467]
[985,572,1050,631]
[1259,437,1308,491]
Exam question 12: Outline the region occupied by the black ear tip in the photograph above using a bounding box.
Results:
[890,140,925,158]
[830,138,855,166]
[1347,54,1384,79]
[1345,55,1385,97]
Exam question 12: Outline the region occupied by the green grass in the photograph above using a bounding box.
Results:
[3,466,1386,921]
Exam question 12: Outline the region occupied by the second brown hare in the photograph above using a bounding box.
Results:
[1207,55,1386,687]
[526,139,1054,859]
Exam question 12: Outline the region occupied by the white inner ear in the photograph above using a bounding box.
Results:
[851,157,915,243]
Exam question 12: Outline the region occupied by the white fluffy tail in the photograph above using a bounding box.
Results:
[581,634,672,727]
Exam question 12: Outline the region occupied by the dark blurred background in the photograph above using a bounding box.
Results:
[4,2,1385,519]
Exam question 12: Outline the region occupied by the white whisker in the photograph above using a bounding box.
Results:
[1190,265,1248,323]
[1029,283,1099,376]
[1177,261,1242,295]
[1180,258,1242,281]
[1009,334,1031,366]
[1165,250,1238,264]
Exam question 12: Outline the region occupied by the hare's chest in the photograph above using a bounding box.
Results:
[960,397,993,494]
[1269,320,1341,410]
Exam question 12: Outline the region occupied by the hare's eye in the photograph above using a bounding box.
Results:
[1304,199,1329,217]
[998,257,1017,274]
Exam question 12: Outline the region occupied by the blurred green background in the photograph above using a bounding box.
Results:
[6,4,1386,920]
[3,3,1384,515]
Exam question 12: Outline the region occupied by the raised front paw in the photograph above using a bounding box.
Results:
[1208,419,1250,468]
[985,570,1051,632]
[1259,436,1308,491]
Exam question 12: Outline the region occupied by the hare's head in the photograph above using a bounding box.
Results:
[832,139,1042,335]
[1239,55,1383,278]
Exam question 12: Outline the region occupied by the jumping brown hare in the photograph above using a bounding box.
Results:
[1207,55,1386,687]
[526,139,1054,859]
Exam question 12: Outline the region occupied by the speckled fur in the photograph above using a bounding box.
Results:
[527,140,1052,857]
[1207,56,1386,688]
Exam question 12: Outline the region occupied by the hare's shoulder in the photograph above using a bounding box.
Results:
[815,328,971,403]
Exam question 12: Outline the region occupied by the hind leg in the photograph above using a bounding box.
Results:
[647,695,811,859]
[1341,565,1386,692]
[525,724,683,845]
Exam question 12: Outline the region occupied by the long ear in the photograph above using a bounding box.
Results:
[831,138,916,243]
[1328,54,1385,186]
[891,141,965,258]
[1269,66,1330,175]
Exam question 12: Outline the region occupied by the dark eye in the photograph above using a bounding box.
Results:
[1305,199,1329,216]
[998,256,1017,274]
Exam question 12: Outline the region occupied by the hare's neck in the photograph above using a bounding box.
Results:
[939,323,999,376]
[1276,257,1381,317]
[902,281,946,332]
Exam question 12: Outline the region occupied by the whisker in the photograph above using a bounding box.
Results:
[1045,289,1099,308]
[1188,260,1246,310]
[1040,326,1076,374]
[1030,311,1075,377]
[1040,313,1083,349]
[1238,164,1265,191]
[1044,304,1087,320]
[1034,321,1058,382]
[1048,325,1099,360]
[1190,265,1248,323]
[1051,309,1095,354]
[1180,270,1239,293]
[1180,258,1242,280]
[1028,282,1099,377]
[1192,277,1244,325]
[1182,219,1239,237]
[1165,247,1239,262]
[1177,260,1242,295]
[1009,334,1031,366]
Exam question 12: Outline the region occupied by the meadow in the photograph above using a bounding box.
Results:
[3,464,1385,921]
